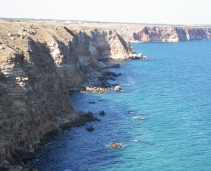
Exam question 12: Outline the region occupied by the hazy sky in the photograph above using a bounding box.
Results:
[0,0,211,25]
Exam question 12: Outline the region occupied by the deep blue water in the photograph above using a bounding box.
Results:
[29,41,211,171]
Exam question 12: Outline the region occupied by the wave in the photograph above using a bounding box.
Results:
[132,116,145,120]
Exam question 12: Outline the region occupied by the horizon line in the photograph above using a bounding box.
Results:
[1,17,211,27]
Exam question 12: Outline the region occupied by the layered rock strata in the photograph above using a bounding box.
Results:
[0,21,135,170]
[114,25,211,42]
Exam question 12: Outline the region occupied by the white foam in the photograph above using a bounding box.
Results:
[132,116,145,120]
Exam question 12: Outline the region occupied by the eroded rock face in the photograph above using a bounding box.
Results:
[89,29,134,60]
[0,38,75,170]
[0,21,134,169]
[144,26,211,42]
[114,25,211,42]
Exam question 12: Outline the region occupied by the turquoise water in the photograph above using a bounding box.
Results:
[29,41,211,171]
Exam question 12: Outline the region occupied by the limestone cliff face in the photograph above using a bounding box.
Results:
[0,21,134,169]
[0,24,75,169]
[114,25,211,42]
[89,29,134,59]
[138,26,211,42]
[46,26,135,89]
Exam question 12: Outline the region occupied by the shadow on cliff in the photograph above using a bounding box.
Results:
[49,32,90,89]
[0,71,16,118]
[0,70,19,167]
[63,26,134,61]
[116,32,133,53]
[63,26,91,57]
[0,69,14,170]
[133,32,141,41]
[175,27,188,41]
[0,51,33,167]
[26,37,75,117]
[0,38,76,169]
[53,27,104,89]
[90,29,133,58]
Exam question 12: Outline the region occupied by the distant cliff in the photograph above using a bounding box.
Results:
[114,25,211,42]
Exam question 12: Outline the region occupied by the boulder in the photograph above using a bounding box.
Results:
[110,142,122,148]
[99,111,105,116]
[114,85,122,91]
[111,64,120,68]
[86,126,95,131]
[142,56,147,59]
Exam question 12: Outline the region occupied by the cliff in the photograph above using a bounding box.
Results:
[0,21,134,170]
[114,25,211,42]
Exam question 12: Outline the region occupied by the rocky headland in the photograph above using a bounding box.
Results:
[0,21,211,170]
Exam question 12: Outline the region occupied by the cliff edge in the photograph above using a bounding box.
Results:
[0,21,134,170]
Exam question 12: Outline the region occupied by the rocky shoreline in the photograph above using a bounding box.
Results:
[6,59,127,170]
[0,21,144,170]
[4,111,100,171]
[25,62,124,171]
[1,20,211,170]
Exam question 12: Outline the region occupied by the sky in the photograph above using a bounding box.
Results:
[0,0,211,25]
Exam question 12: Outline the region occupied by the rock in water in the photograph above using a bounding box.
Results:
[110,142,122,148]
[99,110,105,116]
[114,85,122,91]
[86,126,95,131]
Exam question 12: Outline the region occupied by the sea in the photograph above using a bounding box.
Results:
[29,40,211,171]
